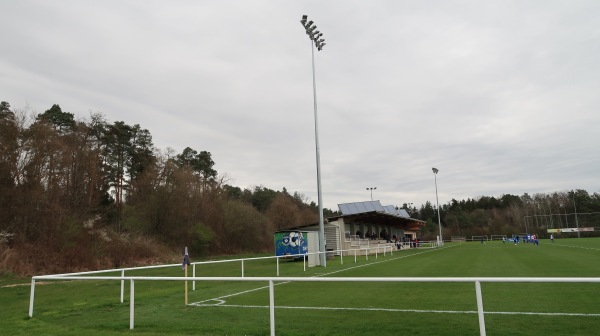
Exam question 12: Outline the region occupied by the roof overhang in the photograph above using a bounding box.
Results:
[328,211,425,231]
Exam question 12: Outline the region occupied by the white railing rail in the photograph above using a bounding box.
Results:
[37,246,397,303]
[28,275,600,336]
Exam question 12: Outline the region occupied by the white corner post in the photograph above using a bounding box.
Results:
[475,280,486,336]
[192,264,196,290]
[303,254,307,272]
[130,279,135,330]
[269,280,275,336]
[28,278,36,318]
[120,269,125,303]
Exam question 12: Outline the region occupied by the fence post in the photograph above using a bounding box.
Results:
[340,250,343,265]
[354,249,357,263]
[241,259,245,277]
[120,270,125,303]
[276,257,280,276]
[269,280,275,336]
[130,279,135,330]
[28,278,36,318]
[475,280,486,336]
[193,264,196,291]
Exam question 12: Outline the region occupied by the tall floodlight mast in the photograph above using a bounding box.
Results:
[300,15,327,266]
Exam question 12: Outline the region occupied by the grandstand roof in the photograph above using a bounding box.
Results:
[276,200,425,232]
[333,201,425,231]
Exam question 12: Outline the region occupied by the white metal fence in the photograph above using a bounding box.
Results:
[30,247,397,305]
[28,274,600,336]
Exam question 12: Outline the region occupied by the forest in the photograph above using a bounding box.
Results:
[1,101,599,276]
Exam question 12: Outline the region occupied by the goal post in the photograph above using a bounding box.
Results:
[471,235,489,242]
[451,236,466,243]
[490,235,507,241]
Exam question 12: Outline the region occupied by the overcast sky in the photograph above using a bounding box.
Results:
[1,1,599,210]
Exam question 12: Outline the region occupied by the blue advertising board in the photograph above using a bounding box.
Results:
[274,231,308,256]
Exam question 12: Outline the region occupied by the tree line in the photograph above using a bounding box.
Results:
[1,101,598,275]
[0,102,334,275]
[409,190,600,240]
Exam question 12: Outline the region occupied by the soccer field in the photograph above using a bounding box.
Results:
[3,238,600,335]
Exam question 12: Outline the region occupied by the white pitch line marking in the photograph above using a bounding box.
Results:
[552,243,600,251]
[190,303,600,317]
[189,245,454,306]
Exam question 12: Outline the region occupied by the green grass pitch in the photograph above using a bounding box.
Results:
[2,238,600,335]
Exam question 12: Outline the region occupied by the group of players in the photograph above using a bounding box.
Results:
[505,234,540,246]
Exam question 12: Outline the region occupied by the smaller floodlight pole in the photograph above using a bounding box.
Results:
[572,191,580,238]
[366,187,377,201]
[300,15,327,267]
[432,167,443,246]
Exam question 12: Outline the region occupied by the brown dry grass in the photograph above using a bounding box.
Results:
[0,231,178,277]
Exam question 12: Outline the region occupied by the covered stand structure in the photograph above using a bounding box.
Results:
[332,201,426,254]
[275,201,426,263]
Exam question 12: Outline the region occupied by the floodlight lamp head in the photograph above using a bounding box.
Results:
[432,167,439,174]
[301,16,307,26]
[307,20,314,27]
